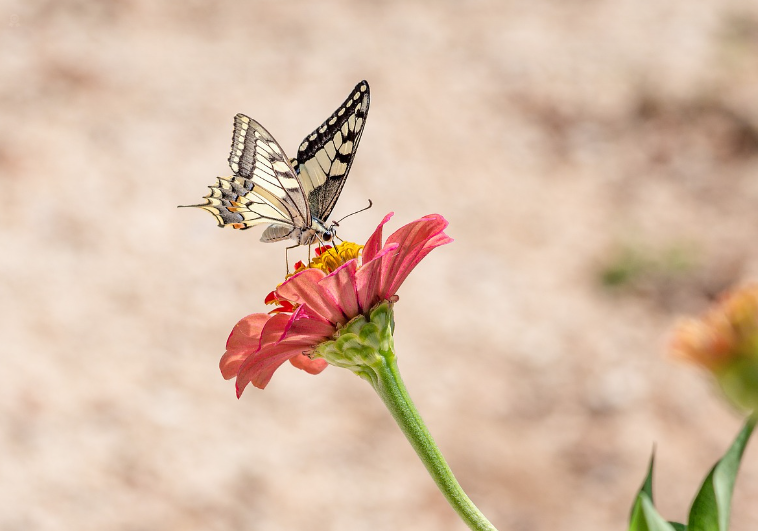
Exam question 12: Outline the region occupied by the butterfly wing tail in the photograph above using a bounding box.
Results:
[179,176,247,228]
[181,176,302,232]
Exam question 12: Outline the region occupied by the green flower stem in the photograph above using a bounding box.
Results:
[370,352,498,531]
[315,302,498,531]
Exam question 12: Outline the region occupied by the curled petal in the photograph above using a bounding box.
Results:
[228,307,335,391]
[380,214,452,298]
[220,313,273,379]
[220,349,251,380]
[226,313,270,351]
[258,312,294,348]
[289,354,329,374]
[362,212,394,263]
[318,260,360,319]
[281,305,336,343]
[220,313,293,381]
[355,243,399,313]
[276,268,343,324]
[236,340,316,395]
[220,349,253,381]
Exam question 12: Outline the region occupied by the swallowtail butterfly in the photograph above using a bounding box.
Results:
[185,81,370,249]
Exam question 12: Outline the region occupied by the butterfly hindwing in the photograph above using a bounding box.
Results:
[228,114,310,227]
[193,175,296,231]
[295,80,370,221]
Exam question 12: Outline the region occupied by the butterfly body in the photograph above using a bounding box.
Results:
[259,216,333,245]
[186,81,370,248]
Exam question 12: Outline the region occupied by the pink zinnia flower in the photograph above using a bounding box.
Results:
[220,213,453,396]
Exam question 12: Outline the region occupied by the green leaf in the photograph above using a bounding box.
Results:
[669,523,687,531]
[629,493,678,531]
[687,416,756,531]
[630,450,656,524]
[629,452,680,531]
[640,451,655,500]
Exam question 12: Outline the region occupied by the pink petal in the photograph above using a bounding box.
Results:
[220,349,253,380]
[362,212,394,263]
[221,313,291,381]
[318,260,360,319]
[229,306,337,395]
[225,313,271,351]
[289,354,329,374]
[379,214,452,298]
[220,313,276,379]
[281,305,336,342]
[235,339,316,395]
[276,268,343,324]
[258,312,293,347]
[355,243,399,313]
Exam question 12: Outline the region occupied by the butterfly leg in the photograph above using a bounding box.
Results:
[314,235,327,258]
[285,243,300,274]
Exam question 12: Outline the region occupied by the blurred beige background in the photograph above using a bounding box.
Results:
[2,1,758,530]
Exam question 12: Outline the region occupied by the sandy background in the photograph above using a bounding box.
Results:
[2,1,758,530]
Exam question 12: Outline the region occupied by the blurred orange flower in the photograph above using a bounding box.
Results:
[670,284,758,411]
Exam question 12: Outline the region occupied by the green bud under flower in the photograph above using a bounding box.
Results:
[314,301,396,385]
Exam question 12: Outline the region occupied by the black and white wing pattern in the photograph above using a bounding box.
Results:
[293,80,370,222]
[184,81,370,245]
[187,115,309,239]
[226,114,310,230]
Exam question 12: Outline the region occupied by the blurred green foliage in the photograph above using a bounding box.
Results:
[599,242,698,289]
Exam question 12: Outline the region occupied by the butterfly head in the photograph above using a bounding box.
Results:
[300,217,337,246]
[309,199,373,245]
[321,227,335,243]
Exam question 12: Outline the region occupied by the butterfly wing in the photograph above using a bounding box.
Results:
[191,175,296,231]
[185,114,311,238]
[294,80,370,222]
[228,114,310,226]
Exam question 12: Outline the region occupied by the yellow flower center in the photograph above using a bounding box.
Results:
[266,242,364,314]
[290,242,364,276]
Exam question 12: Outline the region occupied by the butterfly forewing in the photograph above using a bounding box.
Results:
[295,80,370,221]
[228,114,310,226]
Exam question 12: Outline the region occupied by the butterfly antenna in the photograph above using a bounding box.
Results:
[333,199,373,227]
